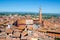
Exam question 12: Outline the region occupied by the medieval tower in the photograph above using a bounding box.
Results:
[39,8,42,24]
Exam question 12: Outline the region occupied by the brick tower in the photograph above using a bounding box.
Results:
[39,8,42,24]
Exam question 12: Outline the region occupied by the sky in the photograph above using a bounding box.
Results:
[0,0,60,13]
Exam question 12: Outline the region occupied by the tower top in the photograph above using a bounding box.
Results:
[40,7,42,10]
[40,5,42,11]
[39,7,42,14]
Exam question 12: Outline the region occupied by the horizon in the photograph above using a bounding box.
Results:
[0,0,60,13]
[0,12,60,14]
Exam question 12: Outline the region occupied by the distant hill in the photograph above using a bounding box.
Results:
[0,12,60,17]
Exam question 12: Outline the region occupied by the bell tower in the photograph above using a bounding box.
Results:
[39,8,42,24]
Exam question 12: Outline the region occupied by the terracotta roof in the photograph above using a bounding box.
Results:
[5,28,13,33]
[27,25,33,30]
[17,25,26,30]
[22,31,28,37]
[47,33,60,38]
[6,36,12,40]
[12,38,20,40]
[0,38,5,40]
[17,19,26,25]
[0,22,3,25]
[12,32,20,37]
[31,38,38,40]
